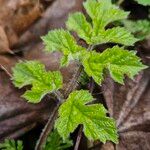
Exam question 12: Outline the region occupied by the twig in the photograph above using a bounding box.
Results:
[117,0,124,6]
[0,65,12,78]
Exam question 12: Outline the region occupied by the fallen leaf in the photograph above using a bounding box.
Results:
[0,26,12,54]
[0,55,17,72]
[102,69,150,150]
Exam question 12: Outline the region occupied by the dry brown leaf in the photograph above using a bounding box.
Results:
[0,55,17,73]
[12,3,43,35]
[102,70,150,150]
[0,26,12,54]
[0,0,44,48]
[14,0,84,49]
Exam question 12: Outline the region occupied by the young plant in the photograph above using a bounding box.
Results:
[123,0,150,41]
[134,0,150,6]
[0,130,72,150]
[42,130,73,150]
[124,20,150,40]
[11,0,147,148]
[0,139,23,150]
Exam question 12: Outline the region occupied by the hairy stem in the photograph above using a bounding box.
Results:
[74,125,83,150]
[74,78,95,150]
[54,91,64,102]
[0,65,12,78]
[35,103,60,150]
[64,44,94,98]
[117,0,124,5]
[64,65,83,98]
[35,45,94,150]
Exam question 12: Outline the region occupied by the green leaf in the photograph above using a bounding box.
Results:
[91,27,138,46]
[124,20,150,40]
[79,71,90,86]
[67,0,137,46]
[0,139,23,150]
[66,12,92,43]
[134,0,150,6]
[83,0,129,35]
[12,61,63,103]
[43,130,73,150]
[60,55,70,67]
[55,90,118,144]
[82,46,147,84]
[82,51,105,84]
[42,29,86,66]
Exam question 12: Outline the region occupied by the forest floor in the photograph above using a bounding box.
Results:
[0,0,149,149]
